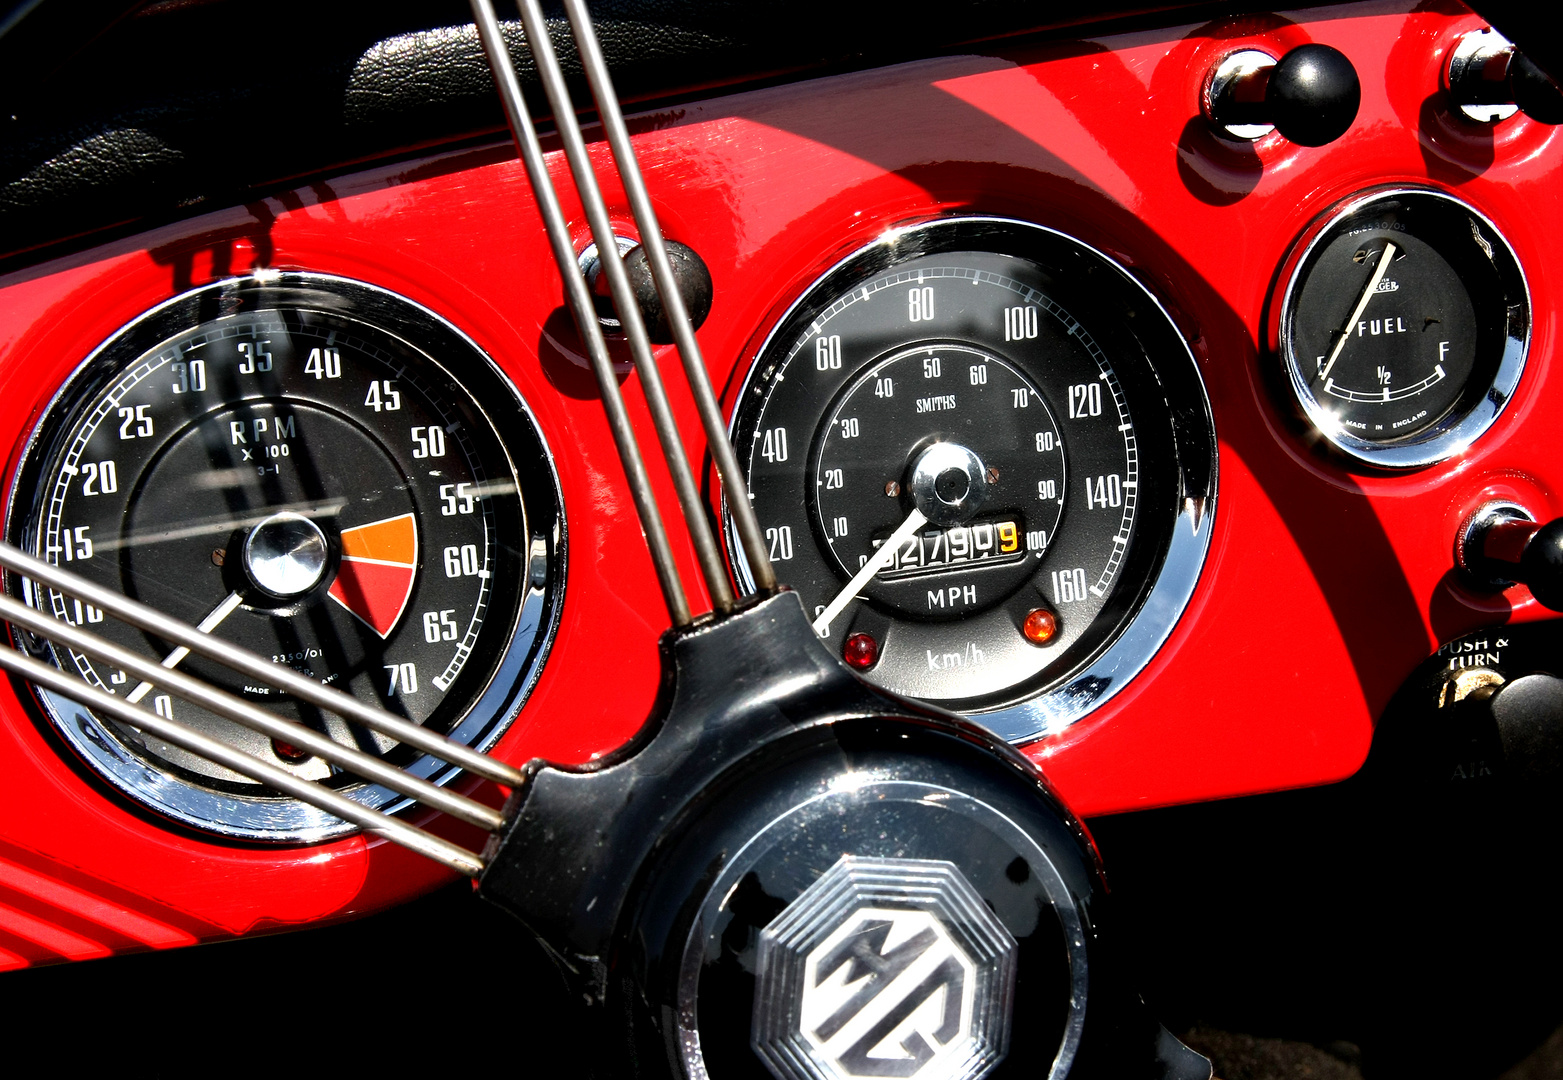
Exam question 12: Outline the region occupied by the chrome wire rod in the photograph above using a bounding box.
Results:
[470,0,692,626]
[0,644,486,876]
[0,542,524,787]
[557,0,777,596]
[0,591,505,832]
[507,0,734,614]
[474,0,738,615]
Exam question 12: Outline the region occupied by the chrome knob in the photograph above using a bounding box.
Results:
[243,511,329,598]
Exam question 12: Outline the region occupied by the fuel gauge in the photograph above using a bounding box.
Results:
[1277,188,1529,468]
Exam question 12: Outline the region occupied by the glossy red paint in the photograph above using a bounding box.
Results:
[0,1,1558,964]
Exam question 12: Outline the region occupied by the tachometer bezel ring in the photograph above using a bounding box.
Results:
[3,272,566,843]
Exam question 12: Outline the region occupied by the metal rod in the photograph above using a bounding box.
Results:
[469,0,691,626]
[0,645,485,876]
[0,542,525,787]
[558,0,778,596]
[508,0,734,613]
[0,591,505,832]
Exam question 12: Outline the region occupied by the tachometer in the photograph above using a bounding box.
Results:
[6,274,563,840]
[728,218,1215,742]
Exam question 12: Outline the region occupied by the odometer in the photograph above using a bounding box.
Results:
[6,274,563,841]
[728,219,1216,742]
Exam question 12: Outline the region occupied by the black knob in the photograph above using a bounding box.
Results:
[1204,43,1360,146]
[1488,673,1563,787]
[1510,52,1563,125]
[582,236,715,344]
[1447,31,1563,126]
[622,239,713,344]
[1459,505,1563,611]
[1266,44,1361,146]
[1519,519,1563,610]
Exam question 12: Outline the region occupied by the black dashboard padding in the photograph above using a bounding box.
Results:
[0,0,1197,261]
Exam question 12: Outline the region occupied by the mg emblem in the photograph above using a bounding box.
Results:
[801,907,974,1075]
[751,857,1017,1080]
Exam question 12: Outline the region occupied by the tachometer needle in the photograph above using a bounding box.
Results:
[125,590,244,704]
[812,507,927,638]
[1318,240,1397,384]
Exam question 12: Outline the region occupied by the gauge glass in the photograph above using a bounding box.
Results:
[6,275,563,841]
[1278,188,1529,467]
[728,218,1215,741]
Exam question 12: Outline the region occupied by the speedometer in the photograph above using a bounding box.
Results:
[728,218,1215,742]
[6,274,563,840]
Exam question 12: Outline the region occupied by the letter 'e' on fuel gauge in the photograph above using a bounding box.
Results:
[1274,188,1529,468]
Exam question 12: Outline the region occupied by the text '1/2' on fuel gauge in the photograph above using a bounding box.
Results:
[1277,188,1529,468]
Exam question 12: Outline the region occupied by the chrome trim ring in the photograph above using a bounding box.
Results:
[725,216,1216,744]
[1276,187,1531,470]
[5,273,566,843]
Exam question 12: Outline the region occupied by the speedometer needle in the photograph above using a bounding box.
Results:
[1318,240,1397,384]
[812,507,927,638]
[125,590,243,704]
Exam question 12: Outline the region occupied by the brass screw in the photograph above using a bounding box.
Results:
[885,481,901,497]
[211,549,226,567]
[986,467,1000,484]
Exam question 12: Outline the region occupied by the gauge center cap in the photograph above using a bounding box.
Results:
[911,442,988,526]
[243,511,330,598]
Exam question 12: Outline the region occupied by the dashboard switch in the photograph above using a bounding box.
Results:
[1203,43,1361,146]
[1458,502,1563,611]
[624,239,714,343]
[1488,673,1563,789]
[1447,29,1563,125]
[581,236,714,342]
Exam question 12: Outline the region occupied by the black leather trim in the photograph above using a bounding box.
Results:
[0,0,1209,261]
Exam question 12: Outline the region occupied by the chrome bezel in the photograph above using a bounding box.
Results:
[725,216,1217,744]
[1276,187,1531,469]
[4,273,566,843]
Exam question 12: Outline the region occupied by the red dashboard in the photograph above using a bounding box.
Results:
[0,0,1558,982]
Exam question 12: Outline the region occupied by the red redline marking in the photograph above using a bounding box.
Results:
[329,512,420,637]
[328,560,417,639]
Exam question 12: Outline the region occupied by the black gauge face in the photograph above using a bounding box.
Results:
[812,343,1068,620]
[7,275,563,841]
[1279,189,1529,467]
[729,218,1216,738]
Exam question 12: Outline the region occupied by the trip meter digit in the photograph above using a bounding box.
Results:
[6,274,564,841]
[1277,188,1529,467]
[728,218,1216,742]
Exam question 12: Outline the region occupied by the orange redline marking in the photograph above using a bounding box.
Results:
[339,512,416,565]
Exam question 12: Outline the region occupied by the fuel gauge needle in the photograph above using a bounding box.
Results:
[1318,240,1397,384]
[812,508,927,638]
[125,590,243,704]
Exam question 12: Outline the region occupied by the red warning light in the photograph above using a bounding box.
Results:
[271,738,310,762]
[1022,608,1058,645]
[843,632,879,670]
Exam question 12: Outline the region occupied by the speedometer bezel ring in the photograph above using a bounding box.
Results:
[725,217,1216,744]
[4,272,566,843]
